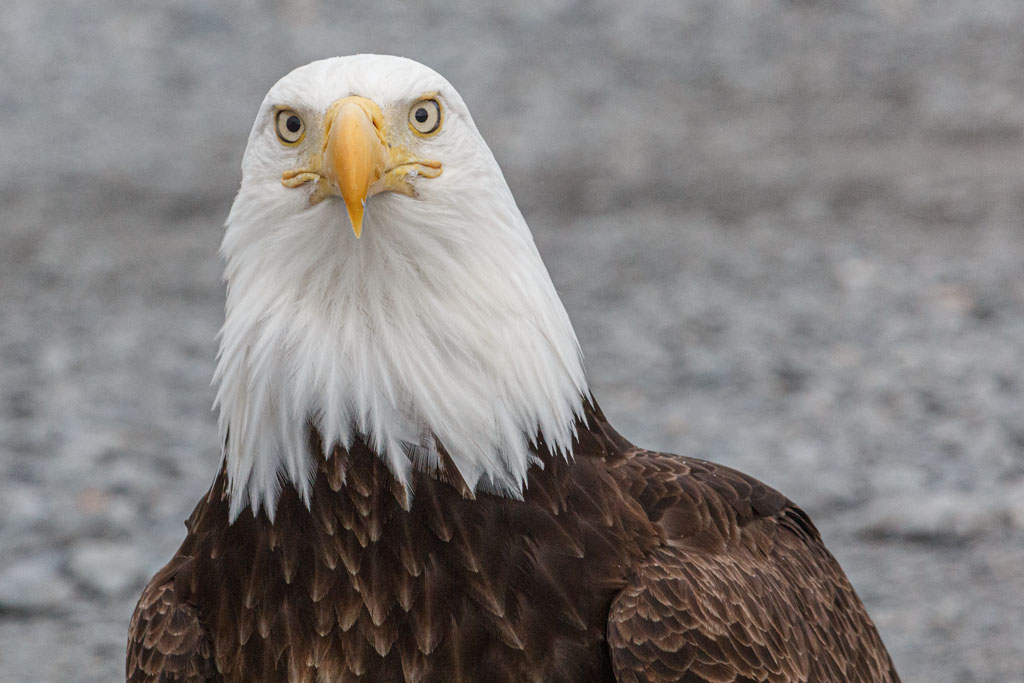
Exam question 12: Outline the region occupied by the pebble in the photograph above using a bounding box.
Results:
[67,541,150,599]
[860,492,1003,542]
[0,553,75,614]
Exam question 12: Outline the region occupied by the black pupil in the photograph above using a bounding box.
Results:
[415,107,429,124]
[286,116,301,133]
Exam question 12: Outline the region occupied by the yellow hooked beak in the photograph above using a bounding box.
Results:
[323,97,387,238]
[281,96,443,238]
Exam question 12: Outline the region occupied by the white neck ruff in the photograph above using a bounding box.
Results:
[213,171,588,520]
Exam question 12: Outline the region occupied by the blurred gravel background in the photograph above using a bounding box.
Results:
[2,1,1024,681]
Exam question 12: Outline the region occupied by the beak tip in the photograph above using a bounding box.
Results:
[346,205,364,238]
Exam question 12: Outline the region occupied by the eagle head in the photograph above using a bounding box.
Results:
[213,55,589,520]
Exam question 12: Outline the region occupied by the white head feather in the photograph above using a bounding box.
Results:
[213,55,589,520]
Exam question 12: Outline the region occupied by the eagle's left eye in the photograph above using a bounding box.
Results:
[275,109,305,145]
[408,98,442,136]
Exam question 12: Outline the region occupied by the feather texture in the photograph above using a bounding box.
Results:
[128,404,899,682]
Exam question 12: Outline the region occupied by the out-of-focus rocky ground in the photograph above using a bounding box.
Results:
[2,1,1023,681]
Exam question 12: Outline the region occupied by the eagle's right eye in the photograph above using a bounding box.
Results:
[275,109,305,145]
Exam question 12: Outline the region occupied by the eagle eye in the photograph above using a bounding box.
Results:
[275,109,305,145]
[408,98,442,136]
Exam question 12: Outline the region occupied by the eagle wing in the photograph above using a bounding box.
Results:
[127,555,219,683]
[606,451,899,683]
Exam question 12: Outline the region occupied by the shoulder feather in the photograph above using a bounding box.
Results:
[127,556,219,683]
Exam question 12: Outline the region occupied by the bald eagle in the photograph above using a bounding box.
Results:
[127,55,899,682]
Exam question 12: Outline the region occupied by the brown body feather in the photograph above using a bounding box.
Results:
[127,403,899,682]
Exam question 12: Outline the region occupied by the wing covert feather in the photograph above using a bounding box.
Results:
[127,557,219,683]
[607,451,899,683]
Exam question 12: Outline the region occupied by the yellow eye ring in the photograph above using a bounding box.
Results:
[408,98,442,136]
[275,109,305,145]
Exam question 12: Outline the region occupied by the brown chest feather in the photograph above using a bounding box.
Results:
[129,412,900,682]
[172,440,656,682]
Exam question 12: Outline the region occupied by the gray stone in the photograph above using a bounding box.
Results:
[860,492,1003,542]
[0,553,75,614]
[67,541,150,599]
